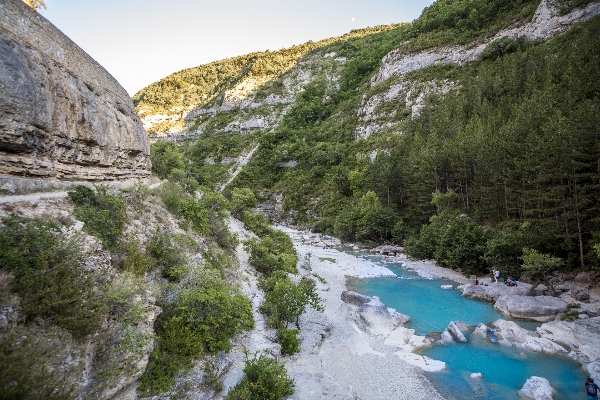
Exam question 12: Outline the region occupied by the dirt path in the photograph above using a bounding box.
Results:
[0,191,68,203]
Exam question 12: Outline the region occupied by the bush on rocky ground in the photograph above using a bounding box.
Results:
[225,352,294,400]
[68,185,127,250]
[0,214,105,338]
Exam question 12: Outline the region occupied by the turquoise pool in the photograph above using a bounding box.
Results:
[344,249,587,399]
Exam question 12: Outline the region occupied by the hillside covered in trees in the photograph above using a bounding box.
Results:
[143,0,600,281]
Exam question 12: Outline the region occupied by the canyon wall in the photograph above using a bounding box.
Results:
[0,0,150,183]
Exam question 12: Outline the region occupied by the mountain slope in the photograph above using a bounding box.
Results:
[147,0,600,277]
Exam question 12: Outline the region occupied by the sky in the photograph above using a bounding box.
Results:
[41,0,435,96]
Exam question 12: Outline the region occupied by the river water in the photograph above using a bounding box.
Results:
[344,249,586,399]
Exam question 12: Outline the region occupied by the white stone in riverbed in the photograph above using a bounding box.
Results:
[440,330,454,343]
[447,321,467,343]
[440,284,453,289]
[517,376,555,400]
[472,323,488,338]
[470,372,482,380]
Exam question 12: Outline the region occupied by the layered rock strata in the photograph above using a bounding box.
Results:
[0,0,150,181]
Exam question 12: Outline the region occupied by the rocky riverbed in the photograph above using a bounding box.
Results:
[215,223,445,400]
[216,223,600,399]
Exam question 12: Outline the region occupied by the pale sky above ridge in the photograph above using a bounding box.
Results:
[41,0,435,96]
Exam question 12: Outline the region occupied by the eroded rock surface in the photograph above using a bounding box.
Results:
[517,376,555,400]
[462,282,533,302]
[0,0,150,182]
[495,295,568,322]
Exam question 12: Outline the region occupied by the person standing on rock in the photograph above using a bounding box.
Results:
[586,377,599,400]
[493,269,500,283]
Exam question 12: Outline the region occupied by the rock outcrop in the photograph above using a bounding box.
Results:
[517,376,555,400]
[0,0,150,183]
[494,295,569,322]
[491,320,568,354]
[462,282,533,302]
[371,0,600,85]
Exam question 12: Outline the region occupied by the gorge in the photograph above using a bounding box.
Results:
[1,0,600,398]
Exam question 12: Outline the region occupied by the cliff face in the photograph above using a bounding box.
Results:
[0,0,150,181]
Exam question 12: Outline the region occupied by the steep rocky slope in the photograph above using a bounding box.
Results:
[0,0,150,186]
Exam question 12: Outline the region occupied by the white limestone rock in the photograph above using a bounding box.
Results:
[495,295,568,322]
[462,282,533,302]
[440,330,455,344]
[472,323,488,339]
[517,376,555,400]
[447,321,467,343]
[537,317,600,365]
[492,320,567,355]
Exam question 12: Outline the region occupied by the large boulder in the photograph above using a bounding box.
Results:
[491,320,567,354]
[341,290,371,306]
[358,296,408,333]
[462,282,533,302]
[494,295,568,322]
[574,273,589,283]
[517,376,555,400]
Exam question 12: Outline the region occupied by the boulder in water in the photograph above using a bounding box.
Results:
[440,330,454,343]
[472,323,488,338]
[470,372,482,380]
[447,321,467,343]
[495,295,568,322]
[440,284,453,289]
[517,376,555,400]
[492,320,567,354]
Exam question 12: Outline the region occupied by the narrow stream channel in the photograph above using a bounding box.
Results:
[343,248,586,399]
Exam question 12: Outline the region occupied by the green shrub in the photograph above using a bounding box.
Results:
[151,140,186,179]
[241,211,272,237]
[244,231,298,275]
[157,182,209,234]
[0,215,105,338]
[202,190,238,249]
[0,334,72,400]
[225,352,294,400]
[68,185,127,250]
[276,327,300,355]
[404,223,439,260]
[230,188,258,217]
[118,238,154,277]
[259,275,322,328]
[157,281,253,356]
[202,360,224,393]
[560,310,579,321]
[433,215,489,275]
[0,214,62,277]
[138,347,185,395]
[521,248,564,280]
[147,230,187,280]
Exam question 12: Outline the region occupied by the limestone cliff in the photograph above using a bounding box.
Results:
[0,0,150,182]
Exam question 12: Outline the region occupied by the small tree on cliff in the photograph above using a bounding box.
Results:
[23,0,46,11]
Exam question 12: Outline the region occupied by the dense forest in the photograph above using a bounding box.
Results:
[147,0,599,281]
